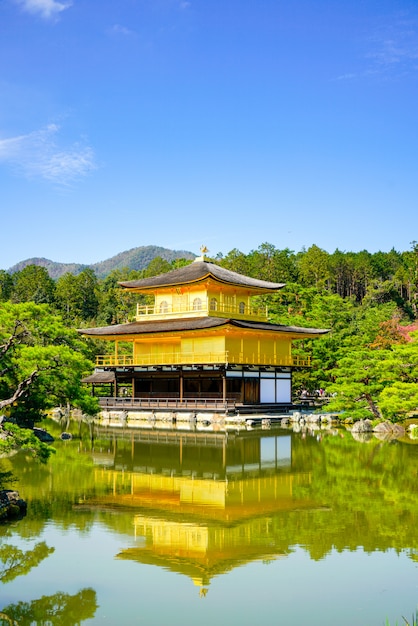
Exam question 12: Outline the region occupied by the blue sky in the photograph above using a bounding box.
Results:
[1,0,417,270]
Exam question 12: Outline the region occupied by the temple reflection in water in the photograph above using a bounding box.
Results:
[85,426,319,594]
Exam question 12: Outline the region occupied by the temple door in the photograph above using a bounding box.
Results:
[244,378,259,403]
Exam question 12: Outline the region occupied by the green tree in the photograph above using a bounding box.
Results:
[350,250,373,301]
[77,268,99,320]
[247,243,296,283]
[55,273,81,322]
[402,241,418,314]
[370,248,402,282]
[170,258,193,270]
[0,302,98,427]
[0,423,52,462]
[55,269,99,324]
[267,286,349,393]
[326,347,388,419]
[142,256,172,278]
[328,249,354,297]
[0,271,13,302]
[379,381,418,419]
[297,245,330,290]
[326,317,418,420]
[376,332,418,419]
[11,265,55,304]
[96,268,141,325]
[218,248,250,276]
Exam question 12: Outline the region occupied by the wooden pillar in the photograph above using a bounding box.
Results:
[179,371,183,402]
[132,376,135,398]
[222,373,226,403]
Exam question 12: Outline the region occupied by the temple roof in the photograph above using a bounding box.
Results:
[81,371,116,383]
[118,260,285,293]
[79,316,328,339]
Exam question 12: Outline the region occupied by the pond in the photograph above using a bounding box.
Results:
[1,419,417,626]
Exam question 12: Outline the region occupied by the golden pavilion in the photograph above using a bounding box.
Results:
[80,249,327,412]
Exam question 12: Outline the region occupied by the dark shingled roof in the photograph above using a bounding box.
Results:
[81,371,116,383]
[118,261,285,292]
[79,317,329,338]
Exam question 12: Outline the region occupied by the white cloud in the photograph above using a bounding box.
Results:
[14,0,72,20]
[363,15,418,77]
[0,124,97,185]
[367,30,418,71]
[109,24,135,37]
[335,73,357,81]
[336,13,418,81]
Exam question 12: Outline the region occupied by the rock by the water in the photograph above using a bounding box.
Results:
[351,419,373,433]
[374,421,393,434]
[33,427,54,442]
[0,490,27,520]
[374,421,405,440]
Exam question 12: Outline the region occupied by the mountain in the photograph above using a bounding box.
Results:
[7,246,196,280]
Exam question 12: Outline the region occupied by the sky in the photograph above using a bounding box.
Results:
[1,0,418,270]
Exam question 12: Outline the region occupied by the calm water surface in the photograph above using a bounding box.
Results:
[1,419,417,626]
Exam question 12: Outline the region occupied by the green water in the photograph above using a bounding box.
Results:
[1,420,417,626]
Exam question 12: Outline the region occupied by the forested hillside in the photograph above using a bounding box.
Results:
[1,242,417,425]
[6,245,195,279]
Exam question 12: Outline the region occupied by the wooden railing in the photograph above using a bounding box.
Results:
[294,394,330,407]
[96,352,311,367]
[98,397,236,411]
[136,301,268,321]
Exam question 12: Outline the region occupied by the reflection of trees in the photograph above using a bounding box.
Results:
[0,588,97,625]
[0,542,98,625]
[0,542,54,584]
[289,434,418,560]
[0,466,17,490]
[5,426,418,583]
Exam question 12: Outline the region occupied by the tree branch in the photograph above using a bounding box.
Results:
[0,321,29,358]
[0,358,62,411]
[362,392,383,420]
[0,369,39,410]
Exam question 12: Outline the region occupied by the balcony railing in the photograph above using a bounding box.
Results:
[136,301,268,321]
[98,397,236,411]
[96,352,311,368]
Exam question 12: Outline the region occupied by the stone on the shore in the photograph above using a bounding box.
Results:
[0,490,27,520]
[373,421,405,439]
[351,419,373,433]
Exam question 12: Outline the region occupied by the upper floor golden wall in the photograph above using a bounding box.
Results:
[136,285,269,322]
